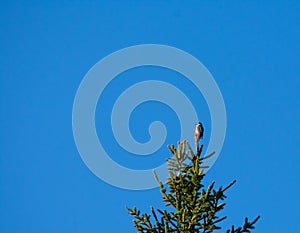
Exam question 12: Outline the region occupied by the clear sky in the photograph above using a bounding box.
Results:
[1,1,299,233]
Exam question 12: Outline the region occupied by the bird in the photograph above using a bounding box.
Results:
[194,122,204,143]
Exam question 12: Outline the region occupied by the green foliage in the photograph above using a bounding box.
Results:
[126,140,260,233]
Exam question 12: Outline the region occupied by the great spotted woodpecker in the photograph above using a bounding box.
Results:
[194,122,204,142]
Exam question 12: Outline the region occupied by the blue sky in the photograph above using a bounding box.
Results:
[1,1,299,232]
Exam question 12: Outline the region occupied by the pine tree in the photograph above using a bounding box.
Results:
[126,124,260,233]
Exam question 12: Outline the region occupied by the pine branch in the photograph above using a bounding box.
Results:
[126,123,260,233]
